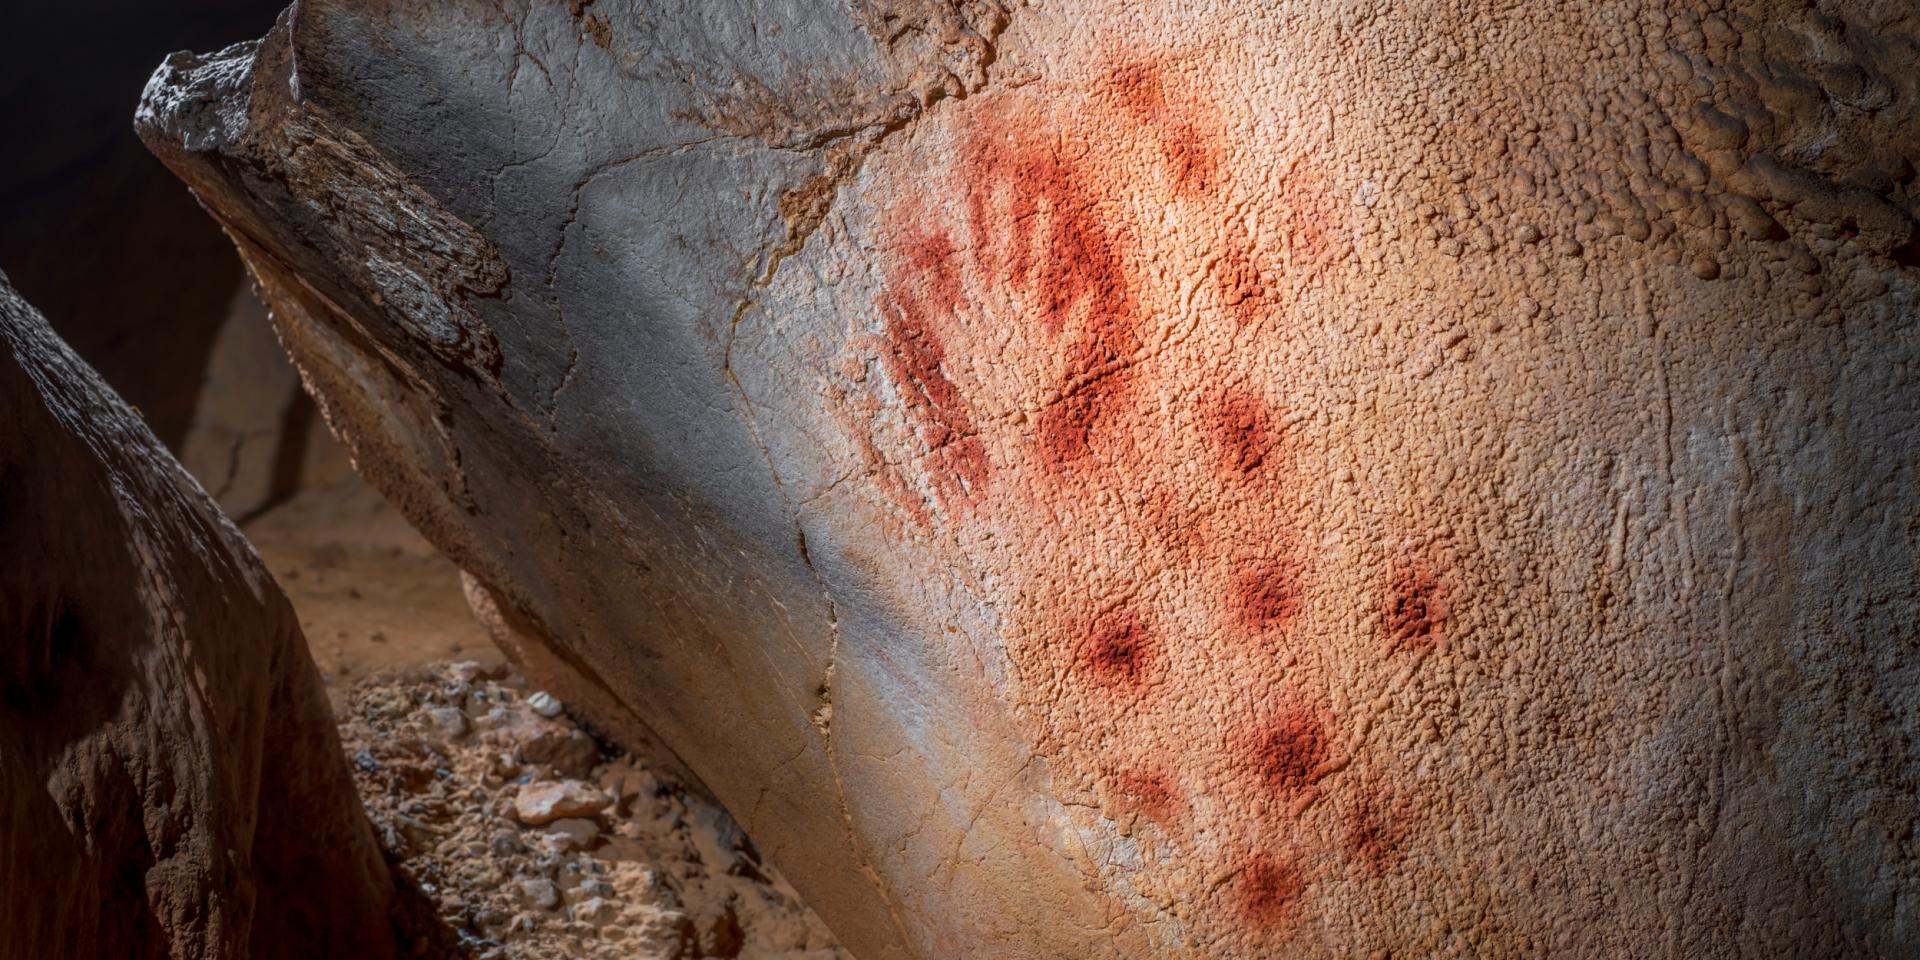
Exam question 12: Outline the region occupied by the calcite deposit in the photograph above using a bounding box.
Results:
[0,276,404,958]
[141,2,1920,957]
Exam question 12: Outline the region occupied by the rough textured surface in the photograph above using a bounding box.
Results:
[178,281,502,686]
[0,275,407,958]
[142,2,1920,957]
[339,660,847,959]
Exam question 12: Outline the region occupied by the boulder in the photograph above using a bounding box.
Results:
[0,275,402,958]
[140,3,1920,957]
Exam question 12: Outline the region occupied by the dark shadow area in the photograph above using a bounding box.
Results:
[0,0,284,448]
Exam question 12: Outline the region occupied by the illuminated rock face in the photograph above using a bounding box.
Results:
[142,2,1920,956]
[0,278,399,958]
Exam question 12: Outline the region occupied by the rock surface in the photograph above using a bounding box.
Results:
[141,3,1920,957]
[179,283,316,521]
[336,660,846,959]
[514,780,614,826]
[0,275,404,958]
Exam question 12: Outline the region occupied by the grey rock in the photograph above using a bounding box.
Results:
[518,878,561,912]
[424,705,469,739]
[526,690,563,718]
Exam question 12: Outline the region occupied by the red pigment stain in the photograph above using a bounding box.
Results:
[1236,852,1305,926]
[900,228,963,308]
[1110,766,1180,825]
[1215,241,1273,325]
[1249,707,1330,794]
[1102,58,1223,197]
[1074,606,1159,690]
[960,114,1143,469]
[1385,555,1447,654]
[1035,372,1129,467]
[1345,790,1408,875]
[878,230,989,503]
[1233,557,1301,630]
[1161,121,1221,196]
[961,123,1133,338]
[1210,390,1277,474]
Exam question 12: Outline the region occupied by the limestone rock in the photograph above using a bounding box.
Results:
[514,780,613,826]
[140,3,1920,958]
[178,283,317,521]
[0,276,401,958]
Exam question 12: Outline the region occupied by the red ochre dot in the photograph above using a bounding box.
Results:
[1076,607,1156,688]
[1386,560,1445,654]
[1211,390,1275,473]
[1233,557,1300,630]
[1251,708,1329,794]
[1345,791,1406,875]
[1110,767,1180,824]
[1236,853,1304,925]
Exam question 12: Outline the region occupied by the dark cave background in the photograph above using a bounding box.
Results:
[0,0,284,448]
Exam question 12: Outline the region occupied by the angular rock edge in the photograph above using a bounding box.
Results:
[0,272,421,958]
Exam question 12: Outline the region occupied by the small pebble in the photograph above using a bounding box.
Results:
[363,687,413,720]
[490,830,526,857]
[514,780,613,826]
[426,706,469,739]
[574,897,620,926]
[544,817,602,852]
[519,877,561,911]
[528,691,563,718]
[451,660,503,683]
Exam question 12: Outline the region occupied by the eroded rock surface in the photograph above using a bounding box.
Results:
[0,276,405,958]
[337,660,847,959]
[142,2,1920,957]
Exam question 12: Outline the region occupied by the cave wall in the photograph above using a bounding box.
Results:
[140,2,1920,957]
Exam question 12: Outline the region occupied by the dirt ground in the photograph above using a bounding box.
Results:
[241,432,845,959]
[243,454,503,695]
